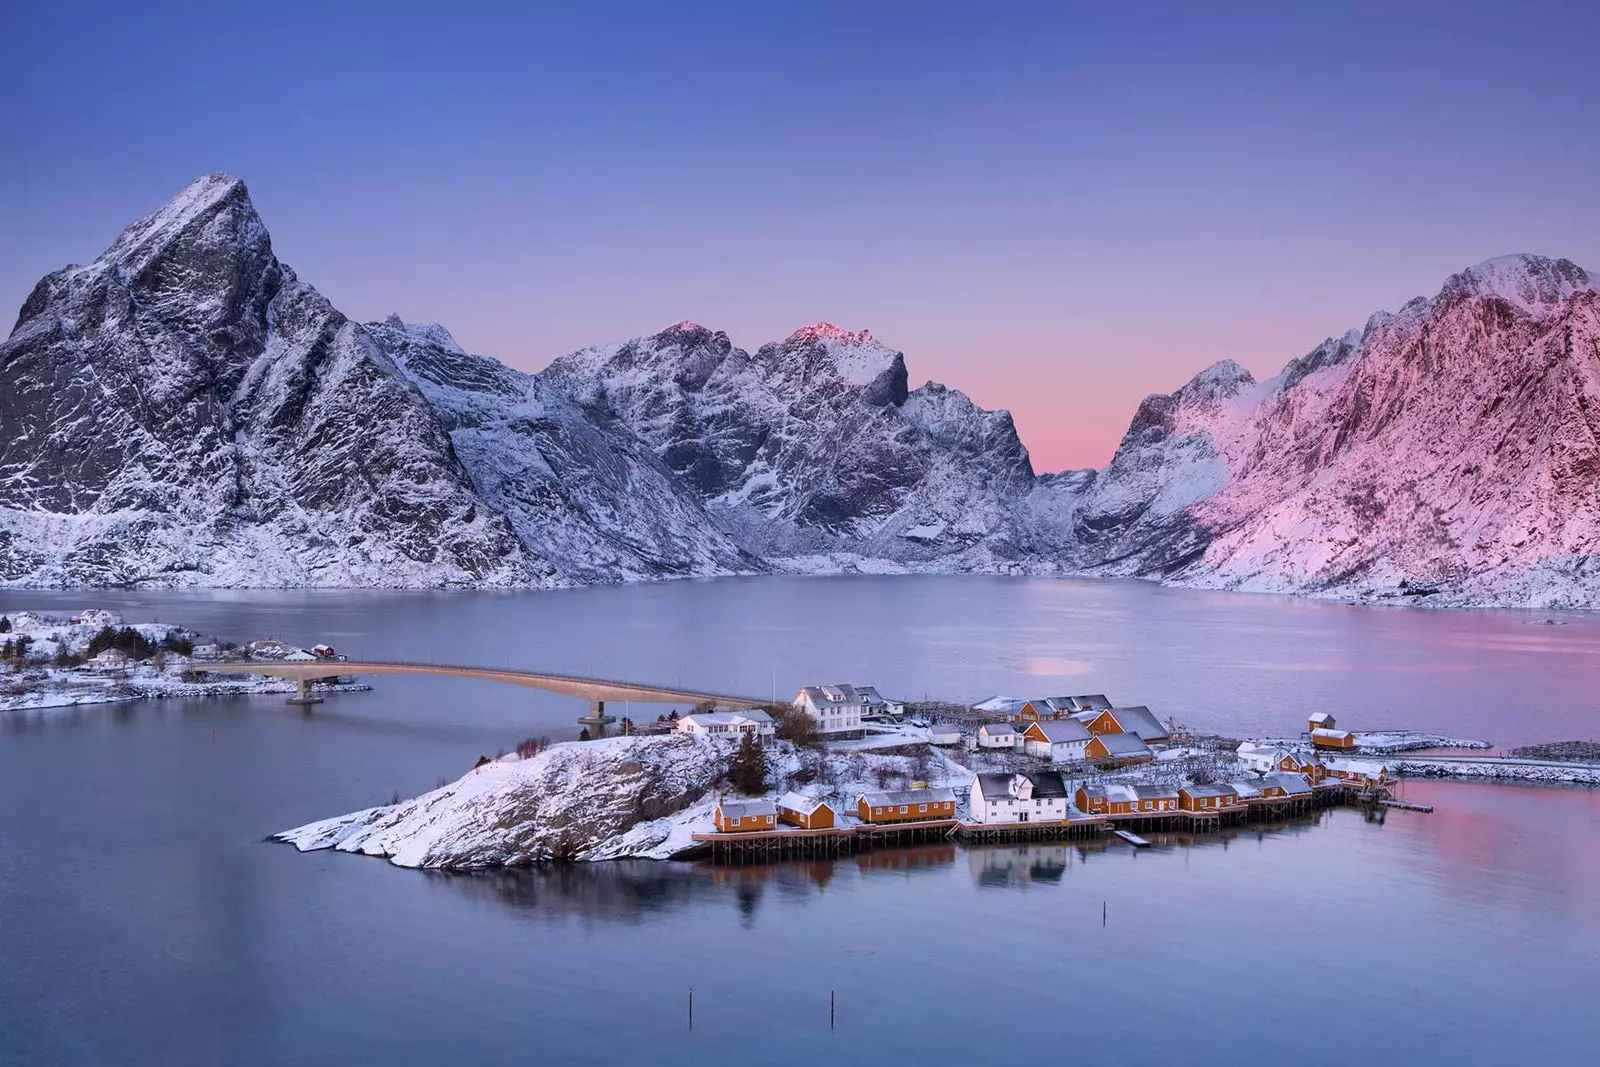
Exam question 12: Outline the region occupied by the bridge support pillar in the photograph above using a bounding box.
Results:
[576,699,616,738]
[285,678,323,706]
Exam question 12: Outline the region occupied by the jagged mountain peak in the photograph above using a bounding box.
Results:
[1436,253,1594,319]
[786,322,873,345]
[100,173,264,272]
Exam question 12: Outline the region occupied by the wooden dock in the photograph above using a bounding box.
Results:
[1113,829,1151,848]
[689,819,958,861]
[688,783,1393,864]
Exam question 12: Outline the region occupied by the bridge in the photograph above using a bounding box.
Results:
[203,659,765,735]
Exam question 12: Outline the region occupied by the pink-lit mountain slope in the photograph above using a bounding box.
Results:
[1080,255,1600,607]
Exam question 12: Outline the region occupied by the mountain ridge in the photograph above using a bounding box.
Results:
[4,174,1598,608]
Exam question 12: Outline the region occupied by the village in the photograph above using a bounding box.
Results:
[671,682,1408,861]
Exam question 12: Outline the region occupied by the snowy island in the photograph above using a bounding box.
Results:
[0,609,366,713]
[275,695,1595,871]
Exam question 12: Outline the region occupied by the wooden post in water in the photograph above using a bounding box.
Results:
[689,985,693,1030]
[1102,900,1107,927]
[831,989,835,1030]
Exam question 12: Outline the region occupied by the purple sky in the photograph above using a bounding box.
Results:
[4,1,1597,470]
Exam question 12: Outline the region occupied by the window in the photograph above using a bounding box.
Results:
[899,805,908,814]
[919,804,928,813]
[730,817,740,826]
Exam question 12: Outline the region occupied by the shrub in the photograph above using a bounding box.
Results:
[775,707,821,747]
[0,616,10,633]
[161,633,195,656]
[515,736,549,759]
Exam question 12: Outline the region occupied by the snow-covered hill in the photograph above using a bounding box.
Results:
[5,174,1599,607]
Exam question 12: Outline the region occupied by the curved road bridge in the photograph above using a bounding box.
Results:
[204,660,763,735]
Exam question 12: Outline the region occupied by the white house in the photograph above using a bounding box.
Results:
[282,648,319,662]
[976,722,1018,750]
[969,772,1071,825]
[1235,742,1291,774]
[794,683,895,735]
[88,648,133,671]
[70,608,124,628]
[1021,718,1092,762]
[676,709,776,741]
[927,723,962,747]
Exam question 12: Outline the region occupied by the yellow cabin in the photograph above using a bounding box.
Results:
[714,799,777,833]
[857,788,957,823]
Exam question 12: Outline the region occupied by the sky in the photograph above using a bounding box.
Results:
[3,1,1598,471]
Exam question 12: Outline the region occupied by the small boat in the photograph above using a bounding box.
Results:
[1113,829,1150,848]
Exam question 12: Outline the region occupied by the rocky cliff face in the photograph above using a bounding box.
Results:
[0,174,534,587]
[542,321,1049,567]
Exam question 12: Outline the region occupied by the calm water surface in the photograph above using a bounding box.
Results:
[2,577,1599,1065]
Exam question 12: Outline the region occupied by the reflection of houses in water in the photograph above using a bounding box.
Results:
[968,844,1072,889]
[854,844,957,874]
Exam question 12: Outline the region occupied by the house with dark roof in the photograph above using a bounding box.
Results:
[969,771,1070,825]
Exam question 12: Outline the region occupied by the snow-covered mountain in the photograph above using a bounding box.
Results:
[542,320,1062,568]
[0,174,534,587]
[1081,254,1600,608]
[5,174,1599,608]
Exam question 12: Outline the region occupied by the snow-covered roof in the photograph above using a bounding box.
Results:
[717,799,776,819]
[1308,712,1335,725]
[777,791,834,814]
[860,788,956,807]
[1264,773,1313,795]
[978,722,1016,737]
[1326,758,1388,777]
[1078,781,1139,804]
[1230,779,1264,798]
[1026,719,1092,743]
[1066,694,1112,710]
[1093,731,1151,756]
[282,649,318,661]
[973,695,1027,714]
[1311,728,1352,741]
[1132,783,1180,800]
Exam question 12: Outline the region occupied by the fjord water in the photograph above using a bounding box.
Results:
[2,577,1598,1066]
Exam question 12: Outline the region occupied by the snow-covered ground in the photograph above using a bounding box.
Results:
[277,733,974,869]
